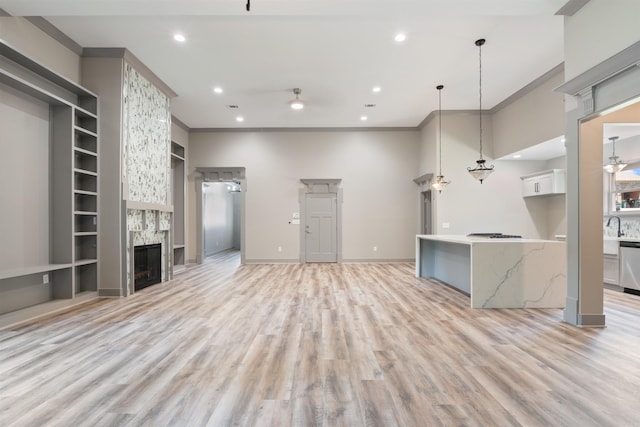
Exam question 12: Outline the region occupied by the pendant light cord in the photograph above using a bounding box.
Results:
[478,40,483,161]
[438,86,443,175]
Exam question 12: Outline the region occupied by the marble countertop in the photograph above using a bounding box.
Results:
[417,234,562,245]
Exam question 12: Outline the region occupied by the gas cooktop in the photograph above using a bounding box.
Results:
[467,233,523,239]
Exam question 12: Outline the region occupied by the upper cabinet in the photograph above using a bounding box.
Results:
[521,169,566,197]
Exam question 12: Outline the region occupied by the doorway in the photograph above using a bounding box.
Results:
[421,190,433,235]
[300,179,342,263]
[195,167,246,265]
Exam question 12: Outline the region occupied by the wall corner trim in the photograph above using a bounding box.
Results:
[555,40,640,96]
[83,47,178,98]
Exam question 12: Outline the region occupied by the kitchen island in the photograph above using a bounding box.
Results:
[416,235,566,308]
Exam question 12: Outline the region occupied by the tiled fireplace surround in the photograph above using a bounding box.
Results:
[123,63,172,294]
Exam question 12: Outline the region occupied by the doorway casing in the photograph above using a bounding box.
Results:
[195,167,246,265]
[555,40,640,327]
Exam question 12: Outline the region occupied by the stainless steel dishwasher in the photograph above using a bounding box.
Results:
[620,241,640,291]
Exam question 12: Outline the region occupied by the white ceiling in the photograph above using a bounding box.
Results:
[1,0,568,129]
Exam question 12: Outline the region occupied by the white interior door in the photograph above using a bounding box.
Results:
[305,193,337,262]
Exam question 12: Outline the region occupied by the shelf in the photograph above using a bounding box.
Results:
[171,141,185,158]
[74,168,98,177]
[74,173,97,193]
[75,262,97,293]
[75,215,97,233]
[75,234,97,261]
[75,192,97,212]
[74,211,98,216]
[74,189,97,196]
[0,264,73,281]
[74,149,97,173]
[173,244,185,249]
[171,152,185,161]
[74,232,97,237]
[75,259,98,267]
[74,126,98,138]
[74,146,97,157]
[0,291,98,330]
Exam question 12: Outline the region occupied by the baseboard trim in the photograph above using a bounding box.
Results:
[578,314,606,328]
[342,259,414,263]
[98,289,122,297]
[244,259,300,264]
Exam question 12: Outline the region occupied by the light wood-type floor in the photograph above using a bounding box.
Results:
[1,251,640,427]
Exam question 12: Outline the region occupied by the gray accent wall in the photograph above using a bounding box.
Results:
[188,130,421,262]
[0,17,81,83]
[0,84,50,269]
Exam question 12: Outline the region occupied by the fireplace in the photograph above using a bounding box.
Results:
[134,243,162,290]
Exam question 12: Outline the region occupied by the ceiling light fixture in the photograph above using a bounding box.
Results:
[603,136,627,173]
[360,116,368,121]
[289,88,304,110]
[395,33,407,42]
[467,38,494,184]
[236,116,244,122]
[173,34,186,42]
[432,85,451,193]
[372,86,381,93]
[213,87,223,94]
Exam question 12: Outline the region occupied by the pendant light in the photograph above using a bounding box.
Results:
[467,38,494,183]
[432,85,450,193]
[289,88,304,110]
[603,136,627,173]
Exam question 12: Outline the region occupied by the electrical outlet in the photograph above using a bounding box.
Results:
[277,246,283,252]
[292,212,300,219]
[373,246,378,252]
[42,273,49,284]
[442,222,450,229]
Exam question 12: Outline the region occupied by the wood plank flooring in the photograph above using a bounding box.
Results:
[1,251,639,426]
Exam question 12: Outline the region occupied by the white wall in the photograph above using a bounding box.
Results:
[419,111,558,239]
[565,0,640,80]
[188,129,420,262]
[492,71,565,159]
[0,17,81,83]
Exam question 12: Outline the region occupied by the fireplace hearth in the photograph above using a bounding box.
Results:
[134,243,161,290]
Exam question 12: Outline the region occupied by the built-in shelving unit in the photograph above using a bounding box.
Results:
[0,39,100,328]
[171,141,186,274]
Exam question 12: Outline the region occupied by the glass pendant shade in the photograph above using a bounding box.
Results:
[467,159,494,183]
[432,175,450,192]
[467,38,494,184]
[603,136,626,173]
[431,84,450,193]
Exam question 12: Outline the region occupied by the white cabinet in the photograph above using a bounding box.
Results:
[521,169,566,197]
[604,254,619,285]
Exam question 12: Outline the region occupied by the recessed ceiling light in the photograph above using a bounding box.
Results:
[236,116,244,122]
[372,86,381,93]
[360,116,368,121]
[394,33,407,42]
[513,154,522,158]
[213,87,223,94]
[173,33,186,42]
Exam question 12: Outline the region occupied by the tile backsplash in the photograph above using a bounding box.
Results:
[603,215,640,239]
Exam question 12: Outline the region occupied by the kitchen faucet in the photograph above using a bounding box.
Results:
[607,215,624,237]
